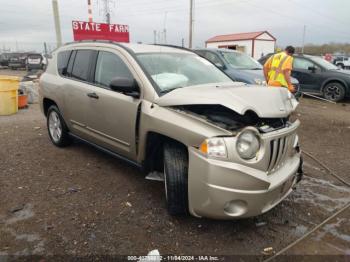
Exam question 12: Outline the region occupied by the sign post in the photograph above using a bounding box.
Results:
[72,20,130,43]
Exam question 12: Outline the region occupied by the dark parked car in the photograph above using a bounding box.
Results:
[259,54,350,102]
[194,48,300,88]
[0,53,11,67]
[8,52,28,70]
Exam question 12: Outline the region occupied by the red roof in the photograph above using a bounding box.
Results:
[206,31,276,43]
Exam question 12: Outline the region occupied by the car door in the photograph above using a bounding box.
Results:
[62,49,98,140]
[292,57,322,93]
[83,49,141,160]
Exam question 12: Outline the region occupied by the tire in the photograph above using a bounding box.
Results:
[163,141,189,215]
[323,82,346,102]
[47,105,71,147]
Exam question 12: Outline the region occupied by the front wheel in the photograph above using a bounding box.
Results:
[47,105,71,147]
[163,142,189,215]
[323,82,345,102]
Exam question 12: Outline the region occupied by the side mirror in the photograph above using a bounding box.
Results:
[109,77,140,98]
[215,63,225,70]
[308,66,317,72]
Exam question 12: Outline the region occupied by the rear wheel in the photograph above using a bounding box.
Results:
[323,82,346,102]
[47,105,71,147]
[163,142,189,215]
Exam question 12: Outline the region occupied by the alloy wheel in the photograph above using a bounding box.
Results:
[324,85,341,101]
[48,111,62,143]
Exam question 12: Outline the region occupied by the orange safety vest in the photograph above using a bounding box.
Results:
[267,52,292,88]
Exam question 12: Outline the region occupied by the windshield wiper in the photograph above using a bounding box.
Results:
[250,67,262,70]
[160,87,182,94]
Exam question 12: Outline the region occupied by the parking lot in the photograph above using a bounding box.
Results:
[0,69,349,259]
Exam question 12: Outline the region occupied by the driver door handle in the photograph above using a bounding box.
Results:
[87,92,99,99]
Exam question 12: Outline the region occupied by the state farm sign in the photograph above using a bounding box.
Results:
[72,20,130,43]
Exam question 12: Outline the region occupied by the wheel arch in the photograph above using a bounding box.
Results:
[142,131,188,174]
[321,78,348,93]
[43,98,58,116]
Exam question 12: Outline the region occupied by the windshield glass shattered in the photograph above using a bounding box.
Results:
[220,51,262,70]
[136,52,232,93]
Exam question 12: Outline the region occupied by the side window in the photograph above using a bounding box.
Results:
[94,51,133,88]
[204,52,223,67]
[57,51,71,76]
[71,50,95,81]
[293,58,316,70]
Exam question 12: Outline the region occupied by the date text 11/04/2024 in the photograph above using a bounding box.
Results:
[127,255,220,261]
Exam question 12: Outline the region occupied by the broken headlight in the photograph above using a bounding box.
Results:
[200,138,227,158]
[236,130,260,160]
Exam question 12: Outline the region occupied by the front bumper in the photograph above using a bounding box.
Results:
[188,122,302,219]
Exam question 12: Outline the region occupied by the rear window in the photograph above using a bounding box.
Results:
[71,50,94,81]
[28,54,42,59]
[57,51,71,76]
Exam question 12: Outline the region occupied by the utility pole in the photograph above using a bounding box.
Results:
[301,25,306,54]
[87,0,93,22]
[52,0,63,47]
[153,30,157,44]
[189,0,194,48]
[163,12,167,44]
[158,31,161,44]
[163,29,167,44]
[103,0,111,24]
[44,42,48,56]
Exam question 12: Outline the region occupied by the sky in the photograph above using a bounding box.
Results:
[0,0,349,52]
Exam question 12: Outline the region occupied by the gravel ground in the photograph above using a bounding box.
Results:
[0,69,349,260]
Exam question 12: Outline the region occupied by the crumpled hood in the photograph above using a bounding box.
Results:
[156,83,297,118]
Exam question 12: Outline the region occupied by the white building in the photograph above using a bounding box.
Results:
[205,31,276,60]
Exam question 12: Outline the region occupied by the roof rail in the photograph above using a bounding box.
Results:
[60,40,135,55]
[153,44,196,54]
[64,39,122,46]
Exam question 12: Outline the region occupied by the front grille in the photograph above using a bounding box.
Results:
[267,136,289,172]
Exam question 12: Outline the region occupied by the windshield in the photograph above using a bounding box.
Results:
[220,51,262,70]
[136,53,232,93]
[309,56,338,70]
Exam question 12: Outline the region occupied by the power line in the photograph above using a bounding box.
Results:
[288,0,349,27]
[113,0,250,17]
[240,0,350,41]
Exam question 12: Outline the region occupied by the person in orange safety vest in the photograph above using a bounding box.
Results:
[263,46,296,93]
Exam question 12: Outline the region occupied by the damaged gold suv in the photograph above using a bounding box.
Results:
[39,42,303,219]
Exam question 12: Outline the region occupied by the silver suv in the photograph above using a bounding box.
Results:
[40,42,303,219]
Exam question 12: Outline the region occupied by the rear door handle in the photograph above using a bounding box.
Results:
[87,92,99,99]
